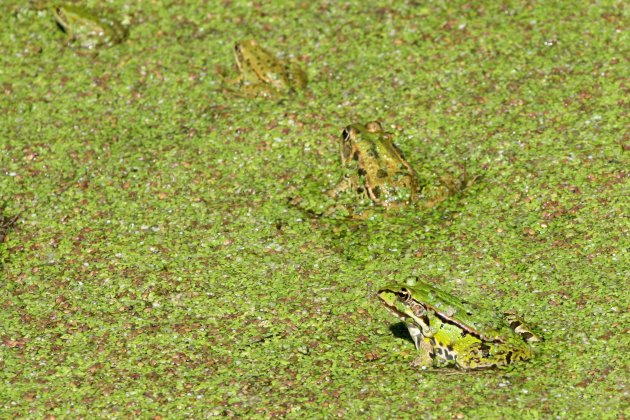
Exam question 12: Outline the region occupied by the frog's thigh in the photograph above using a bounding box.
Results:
[456,342,501,369]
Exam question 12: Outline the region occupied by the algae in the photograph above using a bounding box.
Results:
[0,0,628,417]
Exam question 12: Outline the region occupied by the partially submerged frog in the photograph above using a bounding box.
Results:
[378,280,541,370]
[327,121,421,217]
[229,39,307,98]
[51,4,128,49]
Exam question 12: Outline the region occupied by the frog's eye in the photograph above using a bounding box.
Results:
[399,287,412,302]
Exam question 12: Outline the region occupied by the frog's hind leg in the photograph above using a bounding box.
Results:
[503,312,542,343]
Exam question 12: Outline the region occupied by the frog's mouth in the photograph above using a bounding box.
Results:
[377,290,409,322]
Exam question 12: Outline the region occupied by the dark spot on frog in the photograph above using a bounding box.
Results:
[479,343,491,357]
[435,347,443,357]
[377,169,388,178]
[352,151,360,161]
[372,186,381,198]
[356,187,364,194]
[358,168,367,176]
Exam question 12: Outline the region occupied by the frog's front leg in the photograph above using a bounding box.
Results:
[64,32,76,45]
[327,175,356,200]
[56,23,75,45]
[407,325,434,367]
[404,319,437,369]
[405,320,424,350]
[226,73,244,87]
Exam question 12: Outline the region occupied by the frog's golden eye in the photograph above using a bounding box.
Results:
[399,287,412,302]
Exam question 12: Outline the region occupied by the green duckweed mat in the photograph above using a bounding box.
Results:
[1,1,628,417]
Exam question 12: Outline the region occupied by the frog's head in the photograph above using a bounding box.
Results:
[51,5,75,31]
[339,121,384,165]
[377,284,418,321]
[233,39,258,69]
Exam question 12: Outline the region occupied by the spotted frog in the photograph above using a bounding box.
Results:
[230,39,307,98]
[378,280,541,370]
[51,4,128,49]
[328,121,421,216]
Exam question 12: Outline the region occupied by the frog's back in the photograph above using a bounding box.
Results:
[408,281,516,342]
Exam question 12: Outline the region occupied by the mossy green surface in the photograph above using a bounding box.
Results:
[1,1,628,417]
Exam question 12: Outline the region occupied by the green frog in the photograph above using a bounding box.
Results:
[229,39,307,98]
[328,121,421,217]
[377,280,541,370]
[51,4,128,49]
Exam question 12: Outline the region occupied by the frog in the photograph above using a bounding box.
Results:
[327,121,421,217]
[51,4,128,49]
[229,39,307,98]
[377,280,541,370]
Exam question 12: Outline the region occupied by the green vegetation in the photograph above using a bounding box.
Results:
[1,1,627,417]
